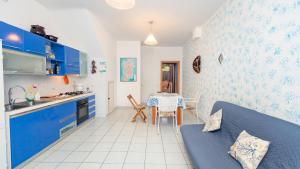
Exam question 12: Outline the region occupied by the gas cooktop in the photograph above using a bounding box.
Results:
[59,91,85,96]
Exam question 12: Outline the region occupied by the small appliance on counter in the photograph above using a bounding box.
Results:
[73,83,84,92]
[59,91,85,96]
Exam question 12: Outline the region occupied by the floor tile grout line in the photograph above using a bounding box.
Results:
[53,118,108,169]
[121,112,138,169]
[99,116,128,169]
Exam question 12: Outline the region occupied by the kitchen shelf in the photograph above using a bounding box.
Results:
[47,73,64,76]
[46,58,64,62]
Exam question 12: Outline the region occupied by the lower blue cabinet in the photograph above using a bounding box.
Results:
[10,101,76,168]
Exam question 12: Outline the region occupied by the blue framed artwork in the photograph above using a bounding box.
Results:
[120,58,137,82]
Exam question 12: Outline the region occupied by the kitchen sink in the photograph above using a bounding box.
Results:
[5,100,50,112]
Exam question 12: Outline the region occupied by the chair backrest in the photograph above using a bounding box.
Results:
[127,94,139,110]
[157,96,178,112]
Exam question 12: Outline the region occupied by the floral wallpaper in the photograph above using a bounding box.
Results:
[183,0,300,125]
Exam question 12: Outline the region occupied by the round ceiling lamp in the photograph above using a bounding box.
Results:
[144,21,158,46]
[105,0,135,10]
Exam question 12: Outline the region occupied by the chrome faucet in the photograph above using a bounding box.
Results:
[8,85,26,106]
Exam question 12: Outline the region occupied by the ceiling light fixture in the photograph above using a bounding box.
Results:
[144,21,158,46]
[105,0,135,10]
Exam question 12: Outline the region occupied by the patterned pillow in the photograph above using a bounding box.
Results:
[229,130,270,169]
[202,109,222,132]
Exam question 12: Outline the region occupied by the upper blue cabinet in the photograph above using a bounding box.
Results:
[0,21,46,56]
[24,31,46,56]
[64,46,80,74]
[1,21,83,75]
[0,21,24,51]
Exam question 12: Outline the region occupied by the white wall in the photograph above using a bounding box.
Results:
[141,47,183,102]
[116,41,141,106]
[48,8,117,118]
[0,0,116,168]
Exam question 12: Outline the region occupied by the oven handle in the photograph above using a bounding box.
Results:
[77,103,88,108]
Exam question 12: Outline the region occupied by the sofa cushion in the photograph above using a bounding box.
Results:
[202,109,222,132]
[229,130,270,169]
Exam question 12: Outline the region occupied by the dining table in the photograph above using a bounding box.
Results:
[147,93,186,125]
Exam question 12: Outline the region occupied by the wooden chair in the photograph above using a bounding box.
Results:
[127,94,147,122]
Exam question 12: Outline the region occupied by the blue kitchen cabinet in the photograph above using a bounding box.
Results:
[64,46,80,74]
[24,31,46,56]
[88,95,96,118]
[0,21,24,51]
[10,101,76,168]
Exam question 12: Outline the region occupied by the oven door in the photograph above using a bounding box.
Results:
[76,99,89,125]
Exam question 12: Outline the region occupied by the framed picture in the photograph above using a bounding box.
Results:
[120,58,137,82]
[99,60,107,73]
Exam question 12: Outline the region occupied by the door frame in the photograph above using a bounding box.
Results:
[160,61,180,93]
[108,81,115,114]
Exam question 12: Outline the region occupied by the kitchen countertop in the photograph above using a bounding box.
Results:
[7,92,95,117]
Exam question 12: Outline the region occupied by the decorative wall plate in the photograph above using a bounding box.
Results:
[218,54,224,64]
[193,55,201,73]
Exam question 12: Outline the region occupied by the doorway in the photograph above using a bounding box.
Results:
[160,61,180,93]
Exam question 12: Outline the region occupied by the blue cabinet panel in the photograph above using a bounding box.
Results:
[88,95,95,100]
[89,106,96,113]
[64,46,80,74]
[89,100,95,106]
[0,21,24,51]
[10,101,76,168]
[10,107,59,168]
[88,95,96,119]
[53,101,76,128]
[24,31,46,56]
[89,112,96,119]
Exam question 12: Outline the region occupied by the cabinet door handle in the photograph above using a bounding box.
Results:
[4,44,21,50]
[25,49,43,55]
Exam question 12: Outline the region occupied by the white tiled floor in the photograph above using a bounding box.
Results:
[21,107,200,169]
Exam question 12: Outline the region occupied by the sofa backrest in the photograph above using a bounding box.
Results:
[211,101,300,169]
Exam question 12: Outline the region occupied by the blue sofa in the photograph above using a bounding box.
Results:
[180,101,300,169]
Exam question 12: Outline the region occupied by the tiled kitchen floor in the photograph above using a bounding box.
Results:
[21,107,201,169]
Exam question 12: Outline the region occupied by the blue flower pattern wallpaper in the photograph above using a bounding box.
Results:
[183,0,300,125]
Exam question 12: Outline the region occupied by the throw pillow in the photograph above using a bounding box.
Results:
[229,130,270,169]
[202,109,222,132]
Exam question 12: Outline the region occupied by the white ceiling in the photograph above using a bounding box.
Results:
[36,0,224,46]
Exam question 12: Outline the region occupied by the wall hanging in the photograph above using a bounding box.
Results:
[99,60,107,73]
[218,54,224,64]
[120,58,137,82]
[193,55,201,73]
[91,60,97,74]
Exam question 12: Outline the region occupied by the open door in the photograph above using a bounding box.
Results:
[160,61,180,93]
